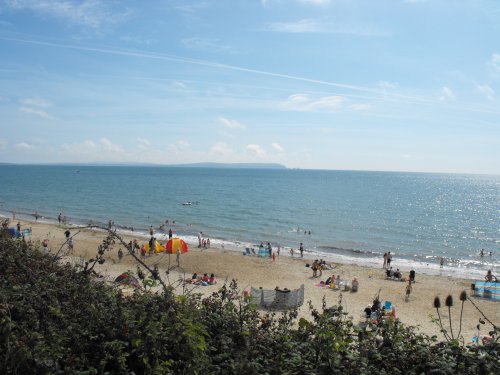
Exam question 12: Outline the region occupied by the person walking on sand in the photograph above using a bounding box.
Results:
[118,248,123,262]
[387,252,392,267]
[383,252,388,268]
[299,243,304,258]
[198,232,203,248]
[58,213,62,225]
[405,283,412,302]
[176,248,181,267]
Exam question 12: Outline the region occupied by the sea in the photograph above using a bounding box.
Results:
[1,165,498,280]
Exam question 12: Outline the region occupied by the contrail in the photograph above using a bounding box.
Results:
[1,35,499,115]
[0,36,432,101]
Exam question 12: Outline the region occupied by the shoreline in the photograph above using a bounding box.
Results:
[3,211,496,281]
[6,217,500,342]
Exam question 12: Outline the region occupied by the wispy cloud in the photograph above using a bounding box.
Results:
[4,0,132,29]
[137,137,151,150]
[62,138,124,160]
[14,142,32,150]
[476,84,495,101]
[218,116,246,130]
[266,18,391,36]
[20,98,51,107]
[99,138,123,153]
[439,86,455,101]
[268,19,325,33]
[489,53,500,75]
[210,142,233,156]
[182,37,234,53]
[283,93,345,112]
[168,140,191,154]
[19,97,52,118]
[0,36,478,110]
[20,106,51,118]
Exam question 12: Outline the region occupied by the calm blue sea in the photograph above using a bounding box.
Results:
[1,165,498,279]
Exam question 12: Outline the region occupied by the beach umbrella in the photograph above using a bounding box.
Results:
[165,237,188,254]
[114,272,141,288]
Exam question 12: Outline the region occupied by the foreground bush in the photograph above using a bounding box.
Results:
[0,236,498,374]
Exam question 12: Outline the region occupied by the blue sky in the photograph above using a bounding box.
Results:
[0,0,499,174]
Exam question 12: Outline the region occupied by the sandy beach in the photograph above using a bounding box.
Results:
[13,218,500,343]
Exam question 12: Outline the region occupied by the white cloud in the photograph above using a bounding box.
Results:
[14,142,32,149]
[267,18,390,36]
[99,138,124,153]
[439,86,455,101]
[272,142,284,152]
[246,144,267,158]
[476,84,495,101]
[218,116,246,130]
[20,106,51,118]
[210,142,233,156]
[283,93,345,111]
[5,0,132,29]
[84,140,96,148]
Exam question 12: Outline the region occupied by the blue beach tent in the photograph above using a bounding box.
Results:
[7,228,21,238]
[473,280,500,301]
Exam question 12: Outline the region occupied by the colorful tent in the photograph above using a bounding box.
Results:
[165,237,188,254]
[144,239,164,254]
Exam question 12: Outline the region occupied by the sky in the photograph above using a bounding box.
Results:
[0,0,499,174]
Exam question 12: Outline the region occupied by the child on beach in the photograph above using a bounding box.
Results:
[405,283,412,302]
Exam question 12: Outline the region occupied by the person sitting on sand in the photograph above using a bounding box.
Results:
[351,277,359,292]
[364,305,372,319]
[209,273,217,284]
[202,273,209,282]
[394,269,402,281]
[485,269,497,282]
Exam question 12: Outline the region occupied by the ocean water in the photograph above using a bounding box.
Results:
[1,165,498,279]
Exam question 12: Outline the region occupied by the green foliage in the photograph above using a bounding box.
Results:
[0,235,498,374]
